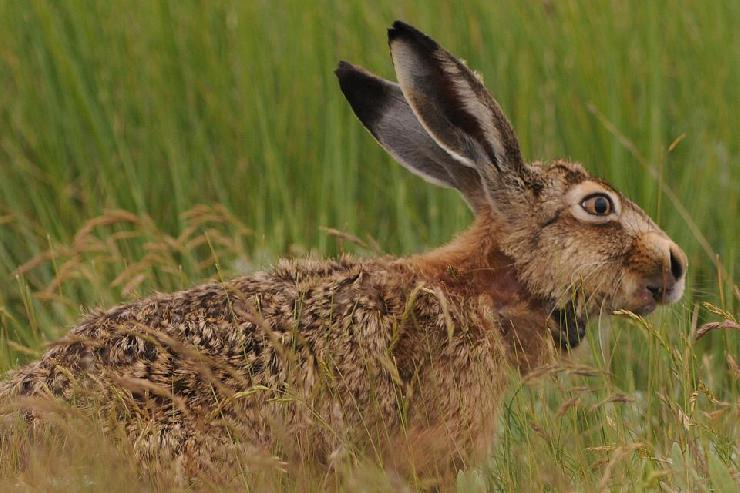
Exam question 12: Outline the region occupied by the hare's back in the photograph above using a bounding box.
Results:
[1,256,405,409]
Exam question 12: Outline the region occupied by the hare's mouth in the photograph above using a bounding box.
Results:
[620,270,687,316]
[629,286,659,315]
[632,280,684,315]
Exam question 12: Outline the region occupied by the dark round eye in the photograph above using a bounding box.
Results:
[581,194,614,216]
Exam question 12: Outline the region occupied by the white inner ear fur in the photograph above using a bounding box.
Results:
[390,42,478,170]
[565,181,622,223]
[440,58,508,166]
[390,40,509,173]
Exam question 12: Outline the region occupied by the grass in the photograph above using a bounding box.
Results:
[0,0,737,491]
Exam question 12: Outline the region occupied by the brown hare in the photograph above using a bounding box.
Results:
[1,21,686,486]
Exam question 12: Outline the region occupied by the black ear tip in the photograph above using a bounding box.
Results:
[387,20,412,42]
[333,64,388,135]
[387,20,438,50]
[335,60,352,79]
[388,20,410,39]
[335,61,367,87]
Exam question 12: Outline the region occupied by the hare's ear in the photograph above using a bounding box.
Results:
[335,61,487,210]
[388,21,529,201]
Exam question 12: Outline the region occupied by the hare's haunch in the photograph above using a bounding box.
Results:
[1,21,687,485]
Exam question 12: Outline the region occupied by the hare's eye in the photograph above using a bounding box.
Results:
[581,194,613,216]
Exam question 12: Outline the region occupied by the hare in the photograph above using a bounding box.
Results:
[1,21,686,486]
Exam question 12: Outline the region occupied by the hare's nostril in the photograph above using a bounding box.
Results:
[669,247,683,280]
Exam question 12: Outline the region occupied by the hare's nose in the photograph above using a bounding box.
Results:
[642,234,687,304]
[668,243,687,282]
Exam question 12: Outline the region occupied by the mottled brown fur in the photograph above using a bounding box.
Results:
[0,21,687,488]
[0,251,513,483]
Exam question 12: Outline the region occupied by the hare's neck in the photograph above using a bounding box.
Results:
[406,214,559,371]
[407,212,579,369]
[407,212,527,304]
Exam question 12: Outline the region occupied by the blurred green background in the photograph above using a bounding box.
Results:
[0,1,737,490]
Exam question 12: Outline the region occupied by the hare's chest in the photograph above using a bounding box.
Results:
[403,309,507,453]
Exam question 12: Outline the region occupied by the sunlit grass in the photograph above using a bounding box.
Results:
[0,0,737,491]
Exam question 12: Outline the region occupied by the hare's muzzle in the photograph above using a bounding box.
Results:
[632,234,687,314]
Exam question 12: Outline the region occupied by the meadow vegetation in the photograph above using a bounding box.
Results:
[0,0,737,491]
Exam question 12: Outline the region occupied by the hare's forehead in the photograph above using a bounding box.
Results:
[539,160,590,184]
[534,161,599,192]
[538,161,616,194]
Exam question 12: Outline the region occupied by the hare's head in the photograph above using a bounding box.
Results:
[336,21,687,320]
